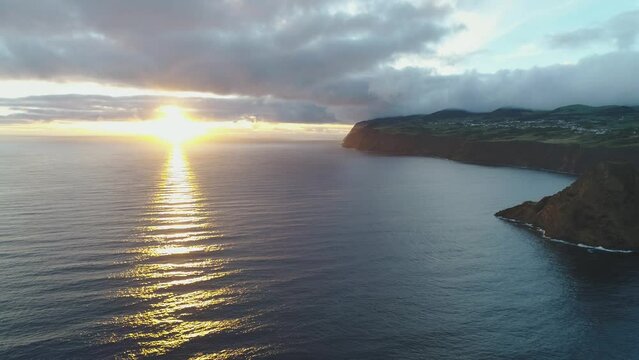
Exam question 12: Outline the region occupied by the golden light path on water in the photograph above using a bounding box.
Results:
[108,144,263,359]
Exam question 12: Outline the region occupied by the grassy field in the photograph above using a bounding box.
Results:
[368,105,639,148]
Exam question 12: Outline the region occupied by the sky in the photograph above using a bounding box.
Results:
[0,0,638,137]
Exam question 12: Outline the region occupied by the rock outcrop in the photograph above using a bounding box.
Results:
[496,162,639,250]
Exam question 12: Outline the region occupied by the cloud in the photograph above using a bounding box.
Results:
[0,0,457,101]
[0,1,638,125]
[363,51,639,117]
[3,50,638,124]
[327,50,639,119]
[548,9,639,50]
[0,95,335,124]
[547,28,604,49]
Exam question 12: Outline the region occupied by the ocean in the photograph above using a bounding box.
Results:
[2,138,639,359]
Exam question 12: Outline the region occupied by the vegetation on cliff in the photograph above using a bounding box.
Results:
[349,105,639,148]
[343,105,639,174]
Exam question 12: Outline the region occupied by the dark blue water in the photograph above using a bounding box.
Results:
[2,138,639,359]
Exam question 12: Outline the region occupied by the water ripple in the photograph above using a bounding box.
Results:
[106,145,251,358]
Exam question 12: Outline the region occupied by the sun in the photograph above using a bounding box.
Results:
[148,105,207,144]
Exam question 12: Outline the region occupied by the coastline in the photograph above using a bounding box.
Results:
[496,216,635,254]
[343,146,580,177]
[344,123,639,253]
[342,125,639,175]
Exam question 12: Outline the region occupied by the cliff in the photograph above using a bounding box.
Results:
[496,162,639,251]
[342,105,639,174]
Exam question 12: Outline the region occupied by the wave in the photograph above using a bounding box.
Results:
[496,216,635,254]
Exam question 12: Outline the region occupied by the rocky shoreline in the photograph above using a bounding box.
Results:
[496,162,639,251]
[342,124,639,175]
[496,216,634,253]
[343,118,639,251]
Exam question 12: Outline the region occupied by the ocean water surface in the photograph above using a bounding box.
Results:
[2,138,639,359]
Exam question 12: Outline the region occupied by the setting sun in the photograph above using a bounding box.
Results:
[146,106,208,144]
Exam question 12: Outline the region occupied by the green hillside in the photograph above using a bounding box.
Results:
[364,105,639,148]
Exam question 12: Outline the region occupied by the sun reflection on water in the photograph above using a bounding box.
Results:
[109,144,250,358]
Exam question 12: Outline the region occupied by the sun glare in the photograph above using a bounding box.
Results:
[0,105,352,141]
[147,106,207,144]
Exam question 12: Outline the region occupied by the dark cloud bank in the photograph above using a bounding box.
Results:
[0,1,638,124]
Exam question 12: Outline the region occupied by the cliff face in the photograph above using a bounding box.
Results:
[342,125,639,174]
[496,162,639,250]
